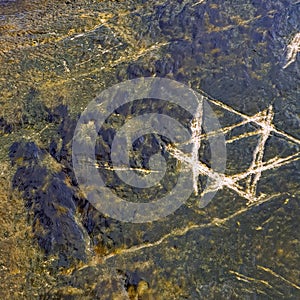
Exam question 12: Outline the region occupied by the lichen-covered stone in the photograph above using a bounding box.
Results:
[0,0,299,298]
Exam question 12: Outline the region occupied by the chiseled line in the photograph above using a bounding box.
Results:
[101,223,201,263]
[191,0,205,7]
[209,99,300,146]
[200,118,256,140]
[97,165,161,174]
[226,130,262,144]
[231,152,300,183]
[190,97,204,195]
[283,32,300,69]
[229,270,273,289]
[78,193,279,269]
[178,117,261,145]
[209,99,261,122]
[207,152,300,199]
[246,106,274,198]
[257,265,300,291]
[271,127,300,146]
[168,144,299,202]
[167,145,258,202]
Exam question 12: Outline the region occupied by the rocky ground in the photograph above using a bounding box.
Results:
[0,0,299,299]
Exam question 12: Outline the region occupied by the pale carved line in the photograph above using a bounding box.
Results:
[246,106,274,200]
[283,32,300,69]
[190,96,204,195]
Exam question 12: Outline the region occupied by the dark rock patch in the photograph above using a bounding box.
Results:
[10,141,87,267]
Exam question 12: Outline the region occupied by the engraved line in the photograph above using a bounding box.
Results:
[246,106,274,198]
[168,145,299,202]
[79,193,280,268]
[229,270,273,289]
[226,130,262,144]
[283,32,300,69]
[258,265,300,291]
[208,99,300,145]
[190,96,204,195]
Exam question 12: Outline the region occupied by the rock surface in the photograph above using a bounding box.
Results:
[0,0,299,299]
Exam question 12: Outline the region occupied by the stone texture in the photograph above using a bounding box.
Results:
[0,0,299,299]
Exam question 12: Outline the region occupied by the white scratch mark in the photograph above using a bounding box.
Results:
[283,32,300,69]
[192,0,206,7]
[190,96,204,195]
[63,60,70,73]
[246,106,274,199]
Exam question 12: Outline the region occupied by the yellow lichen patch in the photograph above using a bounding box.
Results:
[230,15,249,25]
[127,285,137,299]
[0,24,18,34]
[211,48,221,55]
[33,218,48,236]
[64,175,74,188]
[94,241,110,256]
[153,277,189,299]
[250,71,262,81]
[54,287,85,296]
[41,157,62,174]
[276,248,284,256]
[137,280,150,296]
[52,202,70,216]
[121,280,152,300]
[209,3,219,9]
[0,164,55,298]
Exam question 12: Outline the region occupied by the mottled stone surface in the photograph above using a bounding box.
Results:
[0,0,299,299]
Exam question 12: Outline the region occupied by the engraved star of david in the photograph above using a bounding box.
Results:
[168,96,300,206]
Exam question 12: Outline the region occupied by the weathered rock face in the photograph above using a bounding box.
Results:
[10,140,87,267]
[0,0,299,299]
